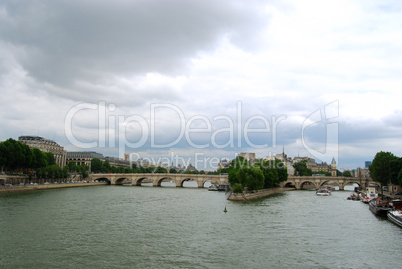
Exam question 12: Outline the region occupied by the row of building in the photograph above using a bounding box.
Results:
[219,151,371,179]
[18,135,372,177]
[18,136,132,170]
[17,136,195,172]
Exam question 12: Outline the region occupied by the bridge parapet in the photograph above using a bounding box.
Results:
[89,173,228,188]
[283,176,376,190]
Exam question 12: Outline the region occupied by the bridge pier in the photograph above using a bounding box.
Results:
[197,180,204,188]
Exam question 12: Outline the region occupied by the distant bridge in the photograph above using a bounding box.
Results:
[282,176,377,190]
[89,173,228,188]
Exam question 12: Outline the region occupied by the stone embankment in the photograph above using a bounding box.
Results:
[0,182,108,193]
[227,187,295,201]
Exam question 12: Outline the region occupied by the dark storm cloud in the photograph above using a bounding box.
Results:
[0,0,267,93]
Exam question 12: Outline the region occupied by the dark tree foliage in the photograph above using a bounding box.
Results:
[235,167,264,191]
[343,170,352,177]
[31,148,47,169]
[153,166,168,173]
[315,170,332,176]
[0,138,50,172]
[45,152,55,166]
[293,160,313,176]
[369,151,399,188]
[228,157,287,191]
[36,165,70,181]
[91,158,103,173]
[232,183,243,193]
[390,157,402,186]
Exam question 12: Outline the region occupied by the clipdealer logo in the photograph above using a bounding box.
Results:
[64,100,339,168]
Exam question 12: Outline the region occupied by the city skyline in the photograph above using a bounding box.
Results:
[1,1,401,170]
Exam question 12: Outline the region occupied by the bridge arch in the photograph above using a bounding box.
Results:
[132,177,150,186]
[114,177,131,185]
[319,180,340,189]
[284,182,295,188]
[178,177,197,188]
[94,177,111,185]
[343,180,361,190]
[299,180,320,190]
[201,179,214,188]
[156,176,173,187]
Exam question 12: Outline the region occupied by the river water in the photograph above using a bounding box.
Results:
[0,184,401,269]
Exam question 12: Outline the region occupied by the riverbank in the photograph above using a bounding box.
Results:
[0,182,108,193]
[227,187,295,201]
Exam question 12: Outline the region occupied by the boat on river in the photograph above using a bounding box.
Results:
[387,200,402,228]
[208,184,219,191]
[316,189,331,196]
[369,198,392,217]
[359,186,378,203]
[218,183,230,192]
[347,192,360,201]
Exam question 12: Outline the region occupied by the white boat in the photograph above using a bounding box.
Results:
[359,186,378,203]
[208,184,219,191]
[387,200,402,228]
[316,189,331,196]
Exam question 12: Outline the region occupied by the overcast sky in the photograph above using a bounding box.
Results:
[1,0,401,170]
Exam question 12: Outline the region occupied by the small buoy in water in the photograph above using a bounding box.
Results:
[223,206,227,213]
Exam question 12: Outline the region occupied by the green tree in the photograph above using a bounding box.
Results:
[397,170,402,187]
[124,167,133,173]
[31,148,46,169]
[45,152,55,166]
[169,168,178,174]
[369,151,398,196]
[91,158,103,173]
[62,166,70,179]
[293,160,312,176]
[0,141,6,172]
[102,160,111,173]
[234,167,264,191]
[0,139,26,171]
[274,160,288,183]
[316,170,331,176]
[343,170,352,177]
[390,157,402,186]
[154,166,168,173]
[232,183,243,193]
[116,166,125,173]
[262,168,277,188]
[21,143,33,170]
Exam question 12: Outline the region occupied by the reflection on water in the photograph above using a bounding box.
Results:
[0,185,400,269]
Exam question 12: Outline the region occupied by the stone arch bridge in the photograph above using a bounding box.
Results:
[89,173,228,188]
[282,176,378,190]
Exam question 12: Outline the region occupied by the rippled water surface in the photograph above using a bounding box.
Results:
[1,185,401,268]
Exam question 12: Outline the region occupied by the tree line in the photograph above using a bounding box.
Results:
[0,138,57,172]
[0,138,70,181]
